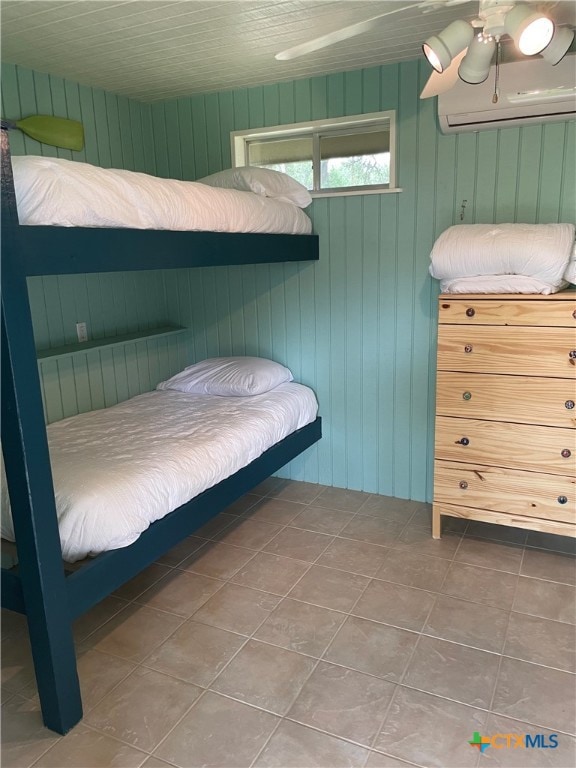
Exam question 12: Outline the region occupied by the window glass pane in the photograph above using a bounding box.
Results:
[255,160,313,190]
[235,112,396,194]
[320,129,389,159]
[320,153,390,188]
[320,130,390,189]
[247,136,312,165]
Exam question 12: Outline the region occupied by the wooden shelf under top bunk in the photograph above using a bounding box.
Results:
[18,225,319,276]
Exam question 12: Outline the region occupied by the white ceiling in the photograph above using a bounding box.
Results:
[1,0,574,102]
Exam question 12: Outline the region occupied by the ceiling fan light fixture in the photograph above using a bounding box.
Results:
[504,3,554,55]
[458,36,496,84]
[423,19,474,73]
[541,26,575,66]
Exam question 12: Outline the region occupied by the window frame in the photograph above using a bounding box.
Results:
[231,110,401,198]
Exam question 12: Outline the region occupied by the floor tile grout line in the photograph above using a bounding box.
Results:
[247,713,283,768]
[366,682,404,755]
[314,556,386,680]
[230,559,316,596]
[78,657,141,718]
[523,541,576,557]
[138,637,252,690]
[393,578,442,698]
[365,747,426,768]
[57,721,155,760]
[498,653,576,676]
[129,574,229,618]
[486,707,576,739]
[397,680,576,738]
[282,710,394,754]
[20,730,66,768]
[395,681,501,718]
[487,550,523,715]
[148,687,219,763]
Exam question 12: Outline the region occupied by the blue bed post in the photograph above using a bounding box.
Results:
[1,123,83,733]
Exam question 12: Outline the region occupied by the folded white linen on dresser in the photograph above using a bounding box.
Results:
[429,223,576,294]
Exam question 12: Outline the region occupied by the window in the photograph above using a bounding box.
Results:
[231,111,399,197]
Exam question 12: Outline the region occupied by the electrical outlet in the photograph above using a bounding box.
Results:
[76,322,88,343]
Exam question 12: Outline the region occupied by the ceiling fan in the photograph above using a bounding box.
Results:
[276,1,574,99]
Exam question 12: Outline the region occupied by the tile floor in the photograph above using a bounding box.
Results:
[2,479,575,768]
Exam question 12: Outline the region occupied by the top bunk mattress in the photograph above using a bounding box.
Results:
[12,155,312,235]
[1,383,318,562]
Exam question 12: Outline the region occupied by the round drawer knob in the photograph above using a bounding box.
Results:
[561,449,572,459]
[466,308,475,317]
[569,351,576,359]
[565,400,575,410]
[573,310,576,320]
[456,437,470,446]
[463,391,472,401]
[459,481,468,490]
[464,344,473,353]
[558,496,568,505]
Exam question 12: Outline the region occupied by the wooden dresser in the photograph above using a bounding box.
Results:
[433,292,576,540]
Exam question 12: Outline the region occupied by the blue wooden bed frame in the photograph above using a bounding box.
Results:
[0,123,321,734]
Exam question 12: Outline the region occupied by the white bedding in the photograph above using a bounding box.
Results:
[429,223,575,294]
[1,384,318,562]
[12,155,312,235]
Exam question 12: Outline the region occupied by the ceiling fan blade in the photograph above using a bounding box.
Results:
[420,48,467,98]
[276,4,423,61]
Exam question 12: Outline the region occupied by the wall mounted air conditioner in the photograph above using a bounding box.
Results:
[438,55,576,134]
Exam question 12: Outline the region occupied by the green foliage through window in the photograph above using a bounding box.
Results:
[256,153,390,191]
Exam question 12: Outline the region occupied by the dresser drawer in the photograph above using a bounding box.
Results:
[434,460,575,523]
[439,296,576,327]
[435,416,576,476]
[433,502,576,538]
[436,372,576,428]
[437,325,576,377]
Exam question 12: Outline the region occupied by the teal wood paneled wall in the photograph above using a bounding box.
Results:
[152,60,575,501]
[1,63,156,172]
[1,64,186,422]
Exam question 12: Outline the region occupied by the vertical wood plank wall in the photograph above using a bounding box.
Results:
[3,60,574,500]
[1,63,186,422]
[150,60,575,501]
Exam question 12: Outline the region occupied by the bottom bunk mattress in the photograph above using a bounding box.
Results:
[1,384,318,562]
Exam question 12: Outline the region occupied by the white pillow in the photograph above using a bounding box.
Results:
[563,239,576,285]
[197,167,312,208]
[157,356,293,396]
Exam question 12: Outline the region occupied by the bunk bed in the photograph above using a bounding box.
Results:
[0,122,321,734]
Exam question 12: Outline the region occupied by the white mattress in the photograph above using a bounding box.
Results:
[12,155,312,235]
[1,384,318,562]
